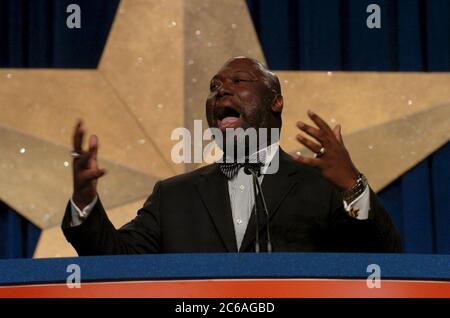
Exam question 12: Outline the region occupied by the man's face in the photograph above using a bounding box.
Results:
[205,58,275,133]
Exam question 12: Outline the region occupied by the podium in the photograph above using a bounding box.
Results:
[0,253,449,298]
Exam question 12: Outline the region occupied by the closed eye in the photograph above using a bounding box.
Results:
[233,78,251,84]
[210,81,221,90]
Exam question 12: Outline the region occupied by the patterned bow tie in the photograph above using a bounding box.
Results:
[218,151,266,179]
[218,161,264,179]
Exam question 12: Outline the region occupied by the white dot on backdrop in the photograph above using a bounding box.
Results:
[195,30,201,36]
[19,148,26,154]
[63,161,69,167]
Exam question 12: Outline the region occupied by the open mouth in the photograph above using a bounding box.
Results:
[217,106,240,120]
[217,106,242,130]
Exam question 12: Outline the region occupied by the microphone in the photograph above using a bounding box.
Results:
[244,163,273,253]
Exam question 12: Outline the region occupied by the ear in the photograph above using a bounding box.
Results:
[271,94,283,114]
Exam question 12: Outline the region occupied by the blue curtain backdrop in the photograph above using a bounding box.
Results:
[0,0,119,67]
[0,0,448,257]
[0,201,40,258]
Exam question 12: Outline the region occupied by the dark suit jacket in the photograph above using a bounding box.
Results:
[62,149,402,255]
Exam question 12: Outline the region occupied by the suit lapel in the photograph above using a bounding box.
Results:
[239,149,298,252]
[195,165,238,252]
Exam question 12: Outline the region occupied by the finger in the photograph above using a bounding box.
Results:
[333,124,343,144]
[72,119,85,154]
[292,154,321,168]
[88,135,99,169]
[307,110,333,135]
[73,142,96,169]
[296,121,325,144]
[89,135,98,159]
[73,152,91,169]
[78,168,106,183]
[296,134,322,153]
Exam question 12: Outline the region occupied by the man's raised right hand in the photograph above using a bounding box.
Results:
[72,120,106,210]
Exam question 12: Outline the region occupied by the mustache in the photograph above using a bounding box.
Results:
[213,98,244,119]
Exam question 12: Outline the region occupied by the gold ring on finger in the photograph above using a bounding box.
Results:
[70,151,82,159]
[314,147,326,158]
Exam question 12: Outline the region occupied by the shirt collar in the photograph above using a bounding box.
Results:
[258,142,279,174]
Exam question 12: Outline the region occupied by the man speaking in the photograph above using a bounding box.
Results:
[62,57,401,254]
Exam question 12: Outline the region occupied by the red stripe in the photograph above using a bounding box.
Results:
[0,279,449,298]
